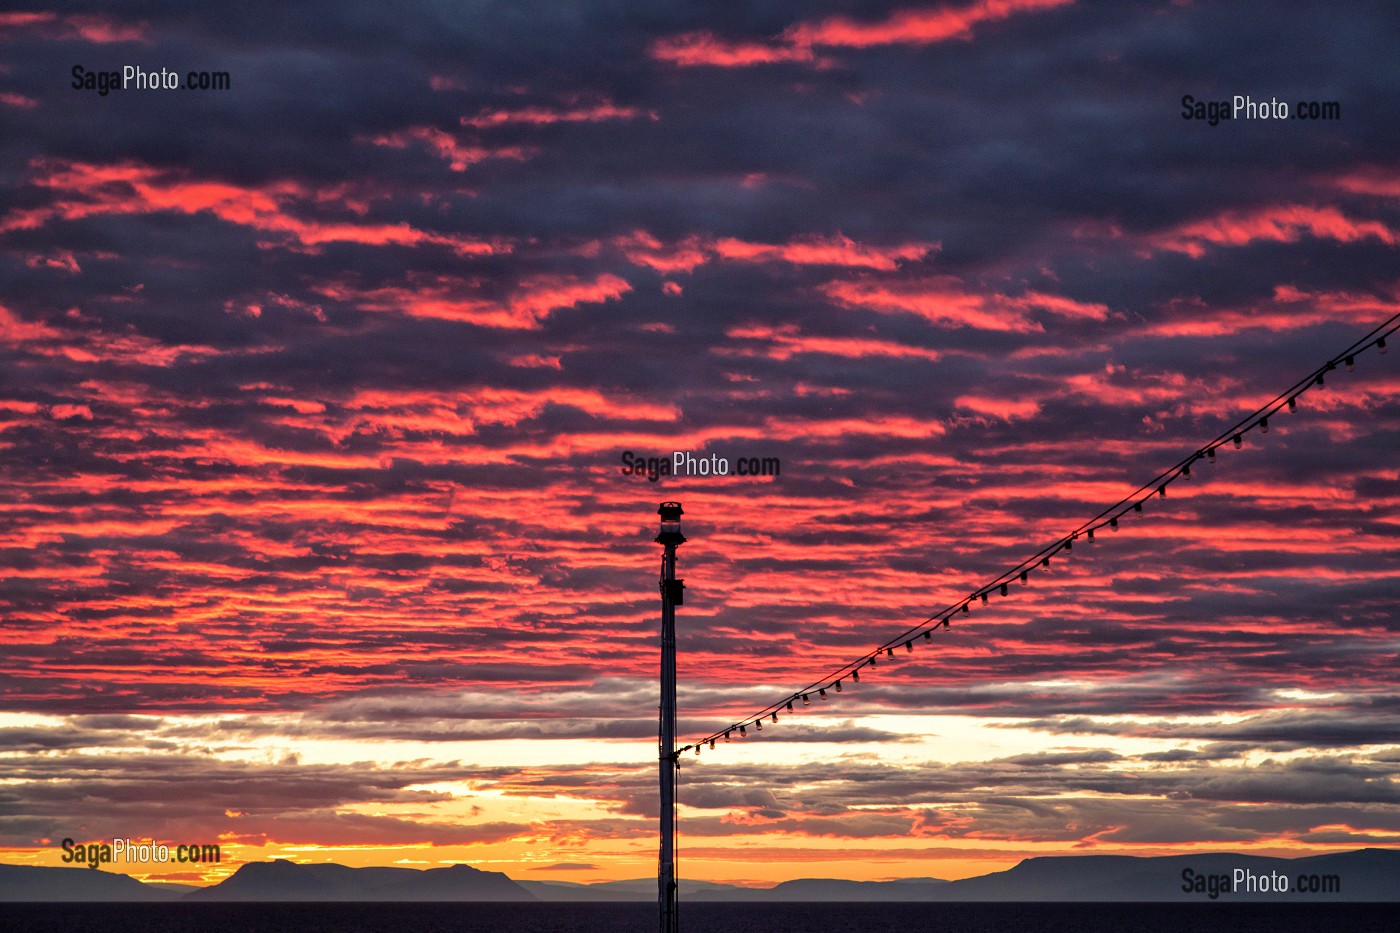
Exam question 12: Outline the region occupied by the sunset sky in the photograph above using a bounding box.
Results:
[2,0,1399,889]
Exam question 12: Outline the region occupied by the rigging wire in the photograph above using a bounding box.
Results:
[680,312,1400,758]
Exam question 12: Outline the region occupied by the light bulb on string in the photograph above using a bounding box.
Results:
[852,669,860,682]
[819,688,827,699]
[1346,356,1355,372]
[1288,397,1297,411]
[802,694,810,706]
[1260,416,1268,434]
[1233,434,1242,448]
[771,712,778,723]
[835,680,843,692]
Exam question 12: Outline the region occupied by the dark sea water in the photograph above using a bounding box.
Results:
[1,902,1395,933]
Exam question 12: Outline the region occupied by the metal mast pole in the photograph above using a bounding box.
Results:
[655,502,685,933]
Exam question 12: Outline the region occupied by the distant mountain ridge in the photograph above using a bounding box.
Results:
[2,849,1397,902]
[0,864,176,902]
[183,859,532,901]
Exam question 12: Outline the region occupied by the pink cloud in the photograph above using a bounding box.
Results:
[786,0,1073,48]
[954,394,1042,419]
[1151,205,1398,257]
[0,304,64,343]
[507,354,564,370]
[611,231,935,273]
[612,231,711,273]
[1131,285,1400,339]
[319,273,632,329]
[722,323,942,361]
[650,32,817,68]
[3,159,507,256]
[24,251,81,273]
[0,11,146,43]
[821,276,1105,330]
[651,0,1073,68]
[712,235,936,270]
[367,126,532,172]
[462,99,653,129]
[429,75,468,92]
[49,403,94,421]
[1328,166,1400,199]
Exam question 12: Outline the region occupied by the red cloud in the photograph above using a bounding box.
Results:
[650,33,817,68]
[343,387,677,427]
[722,323,942,361]
[319,273,632,329]
[822,276,1107,330]
[461,99,653,129]
[651,0,1073,68]
[367,126,532,171]
[2,302,225,367]
[612,231,711,273]
[24,250,81,273]
[1152,205,1399,257]
[1328,166,1400,199]
[954,394,1041,419]
[3,159,506,256]
[713,235,936,270]
[0,11,146,43]
[0,304,64,343]
[1133,286,1400,340]
[611,231,935,273]
[508,354,564,370]
[786,0,1073,48]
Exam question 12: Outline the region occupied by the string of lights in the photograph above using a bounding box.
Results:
[678,313,1399,759]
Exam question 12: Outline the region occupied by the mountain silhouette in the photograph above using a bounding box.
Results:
[0,864,180,901]
[183,859,533,901]
[2,849,1396,902]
